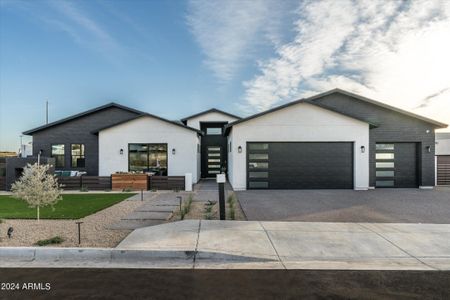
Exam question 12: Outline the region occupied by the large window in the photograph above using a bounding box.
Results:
[129,144,167,175]
[71,144,85,168]
[51,144,65,168]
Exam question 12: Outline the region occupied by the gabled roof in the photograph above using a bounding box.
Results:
[224,89,448,135]
[180,108,241,122]
[23,102,146,135]
[310,89,448,128]
[92,113,203,135]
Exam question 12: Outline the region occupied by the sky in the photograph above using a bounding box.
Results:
[1,0,449,152]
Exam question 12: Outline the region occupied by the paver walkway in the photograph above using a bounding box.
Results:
[109,192,188,230]
[109,179,235,230]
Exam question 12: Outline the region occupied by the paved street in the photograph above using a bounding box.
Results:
[237,187,450,223]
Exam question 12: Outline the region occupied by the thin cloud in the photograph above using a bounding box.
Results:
[416,88,450,109]
[241,0,450,127]
[186,0,290,82]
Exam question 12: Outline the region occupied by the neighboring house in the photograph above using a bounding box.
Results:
[436,132,450,186]
[23,89,447,190]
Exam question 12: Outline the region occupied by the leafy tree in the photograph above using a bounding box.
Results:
[11,163,62,221]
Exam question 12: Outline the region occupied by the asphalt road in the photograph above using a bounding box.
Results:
[0,268,449,299]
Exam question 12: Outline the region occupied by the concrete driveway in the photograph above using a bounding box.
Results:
[236,187,450,223]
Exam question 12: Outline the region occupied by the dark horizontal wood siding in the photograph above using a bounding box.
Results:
[149,176,185,190]
[437,155,450,186]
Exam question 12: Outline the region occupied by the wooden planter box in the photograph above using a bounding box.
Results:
[111,174,148,191]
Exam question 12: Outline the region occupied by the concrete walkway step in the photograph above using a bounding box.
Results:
[108,220,166,230]
[122,211,171,221]
[136,206,178,212]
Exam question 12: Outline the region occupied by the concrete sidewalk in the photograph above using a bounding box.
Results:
[116,220,450,270]
[2,220,450,270]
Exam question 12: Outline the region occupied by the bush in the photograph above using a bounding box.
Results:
[122,187,133,192]
[80,186,89,192]
[227,194,236,220]
[180,195,193,220]
[35,236,64,246]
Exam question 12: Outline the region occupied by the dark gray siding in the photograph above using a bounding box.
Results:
[314,93,437,186]
[31,107,139,175]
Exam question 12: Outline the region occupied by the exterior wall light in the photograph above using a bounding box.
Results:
[360,146,365,153]
[119,149,124,155]
[426,129,430,133]
[172,148,176,155]
[426,146,431,153]
[238,146,242,153]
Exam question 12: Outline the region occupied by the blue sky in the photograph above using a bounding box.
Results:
[1,0,449,151]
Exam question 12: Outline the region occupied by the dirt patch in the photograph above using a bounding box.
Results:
[0,199,143,248]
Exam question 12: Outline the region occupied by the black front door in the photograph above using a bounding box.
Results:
[375,142,418,188]
[200,122,228,178]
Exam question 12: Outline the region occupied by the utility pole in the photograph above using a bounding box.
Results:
[46,100,48,124]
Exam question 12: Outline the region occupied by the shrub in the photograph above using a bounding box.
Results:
[180,195,193,220]
[227,194,236,220]
[80,186,89,192]
[35,236,64,246]
[122,187,133,192]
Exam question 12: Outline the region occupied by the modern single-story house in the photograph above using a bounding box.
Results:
[23,89,447,190]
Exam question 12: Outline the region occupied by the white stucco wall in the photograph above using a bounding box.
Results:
[186,111,239,130]
[228,102,370,190]
[98,116,200,182]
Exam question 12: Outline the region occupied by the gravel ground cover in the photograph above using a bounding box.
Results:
[0,195,142,247]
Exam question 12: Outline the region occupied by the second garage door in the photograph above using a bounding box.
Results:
[247,142,353,189]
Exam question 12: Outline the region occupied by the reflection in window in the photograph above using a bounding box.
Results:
[249,162,268,169]
[249,172,268,178]
[206,128,222,135]
[249,143,269,150]
[376,162,394,168]
[376,144,394,150]
[376,180,394,187]
[71,144,85,168]
[376,170,395,177]
[376,153,395,160]
[52,144,65,168]
[249,153,268,160]
[129,144,167,175]
[248,181,268,188]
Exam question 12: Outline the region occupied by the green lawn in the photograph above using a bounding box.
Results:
[0,193,135,219]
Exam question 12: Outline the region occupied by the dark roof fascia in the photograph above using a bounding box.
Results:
[92,113,203,135]
[23,102,147,135]
[180,108,241,122]
[224,89,447,135]
[311,89,448,128]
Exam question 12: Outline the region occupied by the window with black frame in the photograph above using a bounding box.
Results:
[51,144,65,168]
[71,144,85,168]
[129,143,167,175]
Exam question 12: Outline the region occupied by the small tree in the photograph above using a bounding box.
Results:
[11,163,62,221]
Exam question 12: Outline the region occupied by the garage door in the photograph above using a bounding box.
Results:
[437,155,450,186]
[375,143,418,188]
[247,142,353,189]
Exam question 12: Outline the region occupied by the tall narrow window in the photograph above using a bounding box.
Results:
[71,144,85,168]
[51,144,65,168]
